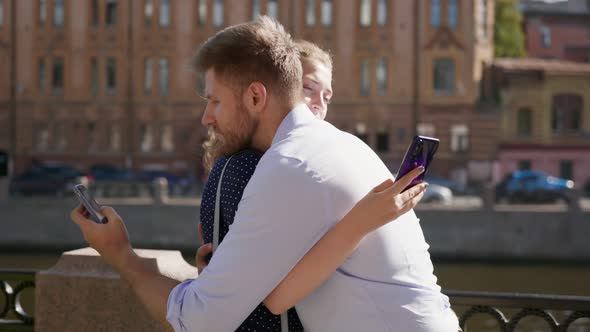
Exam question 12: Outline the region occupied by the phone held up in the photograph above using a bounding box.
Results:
[73,184,107,224]
[395,135,439,192]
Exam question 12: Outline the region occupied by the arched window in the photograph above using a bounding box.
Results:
[552,94,582,134]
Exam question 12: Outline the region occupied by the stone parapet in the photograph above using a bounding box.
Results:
[35,248,198,332]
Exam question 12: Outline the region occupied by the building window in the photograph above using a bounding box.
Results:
[267,0,278,19]
[450,124,469,152]
[433,58,454,95]
[213,0,224,27]
[541,26,551,47]
[87,122,98,150]
[144,58,153,94]
[360,58,370,96]
[159,58,169,96]
[39,0,47,25]
[559,160,573,180]
[321,0,332,26]
[161,124,174,152]
[0,0,4,26]
[517,108,532,137]
[448,0,458,28]
[355,122,368,144]
[160,0,170,27]
[360,0,371,27]
[552,94,582,134]
[376,57,388,96]
[106,0,117,26]
[39,58,46,92]
[518,160,531,171]
[478,0,488,38]
[110,124,121,151]
[91,0,99,26]
[306,0,315,26]
[417,123,436,137]
[377,0,387,26]
[52,57,64,92]
[91,57,98,96]
[106,57,116,93]
[397,127,406,141]
[144,0,153,26]
[35,123,50,151]
[54,0,64,27]
[196,74,206,96]
[252,0,261,19]
[197,0,207,25]
[55,122,67,151]
[376,128,390,152]
[140,123,154,152]
[431,0,440,27]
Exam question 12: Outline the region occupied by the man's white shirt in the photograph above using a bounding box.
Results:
[167,104,459,331]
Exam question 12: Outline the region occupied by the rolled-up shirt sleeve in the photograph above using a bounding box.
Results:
[166,155,331,331]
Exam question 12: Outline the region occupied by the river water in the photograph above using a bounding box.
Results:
[1,253,589,331]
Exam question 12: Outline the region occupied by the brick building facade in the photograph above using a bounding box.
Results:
[521,0,590,62]
[0,0,497,185]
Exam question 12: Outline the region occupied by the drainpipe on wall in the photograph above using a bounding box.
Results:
[126,0,134,169]
[412,0,420,137]
[10,0,17,174]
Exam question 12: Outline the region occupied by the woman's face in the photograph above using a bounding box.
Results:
[302,59,333,120]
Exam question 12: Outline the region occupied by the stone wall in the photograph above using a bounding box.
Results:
[2,198,589,261]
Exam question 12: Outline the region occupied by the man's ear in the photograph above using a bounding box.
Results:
[244,81,268,114]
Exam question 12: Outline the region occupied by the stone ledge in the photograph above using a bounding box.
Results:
[35,248,198,332]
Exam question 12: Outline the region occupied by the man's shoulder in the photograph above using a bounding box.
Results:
[211,150,262,174]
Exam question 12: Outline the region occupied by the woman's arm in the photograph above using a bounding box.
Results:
[263,167,427,315]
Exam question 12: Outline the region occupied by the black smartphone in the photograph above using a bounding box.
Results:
[395,135,439,191]
[73,184,107,224]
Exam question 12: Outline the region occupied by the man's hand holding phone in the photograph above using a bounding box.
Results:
[70,201,134,271]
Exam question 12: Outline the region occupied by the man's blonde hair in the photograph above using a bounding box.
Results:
[193,16,303,107]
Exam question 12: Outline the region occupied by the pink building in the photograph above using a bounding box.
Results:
[497,145,590,186]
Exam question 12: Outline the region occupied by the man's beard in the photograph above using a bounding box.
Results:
[202,103,257,174]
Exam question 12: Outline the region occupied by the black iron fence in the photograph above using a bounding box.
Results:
[1,269,589,332]
[448,290,590,331]
[0,269,35,332]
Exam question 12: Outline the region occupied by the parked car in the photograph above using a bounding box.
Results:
[495,170,575,204]
[425,175,465,195]
[136,170,193,195]
[422,183,453,204]
[89,164,135,182]
[10,163,88,196]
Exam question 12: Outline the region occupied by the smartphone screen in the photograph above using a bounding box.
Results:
[73,184,107,224]
[395,135,439,191]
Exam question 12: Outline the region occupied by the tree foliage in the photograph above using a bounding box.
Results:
[494,0,527,57]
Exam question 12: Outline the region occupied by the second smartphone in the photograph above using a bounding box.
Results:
[395,135,439,191]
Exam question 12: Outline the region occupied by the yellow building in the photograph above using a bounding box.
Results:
[492,58,590,185]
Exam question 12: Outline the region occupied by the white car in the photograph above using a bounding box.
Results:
[422,183,453,204]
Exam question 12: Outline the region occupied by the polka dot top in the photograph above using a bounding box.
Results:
[200,149,304,332]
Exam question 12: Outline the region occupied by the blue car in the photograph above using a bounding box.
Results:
[89,164,136,182]
[495,170,575,204]
[10,163,87,196]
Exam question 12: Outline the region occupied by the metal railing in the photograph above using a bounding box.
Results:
[1,268,589,332]
[0,269,36,332]
[447,290,590,331]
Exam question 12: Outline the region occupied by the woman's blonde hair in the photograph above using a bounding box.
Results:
[295,40,332,72]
